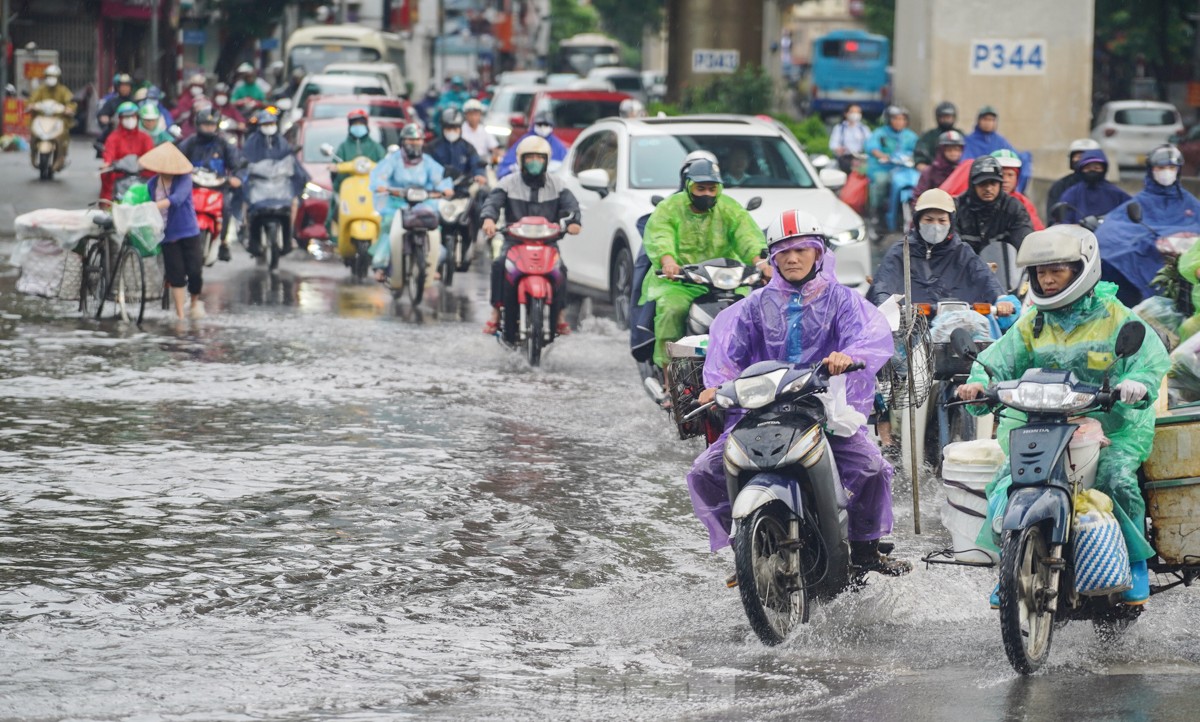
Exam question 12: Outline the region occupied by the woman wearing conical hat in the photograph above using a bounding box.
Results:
[140,143,205,320]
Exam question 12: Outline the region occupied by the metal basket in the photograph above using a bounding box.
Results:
[878,311,933,410]
[666,356,708,440]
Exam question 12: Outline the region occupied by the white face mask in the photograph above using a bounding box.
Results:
[120,117,138,130]
[1153,167,1179,187]
[260,124,278,137]
[534,124,553,138]
[46,77,58,87]
[919,223,951,245]
[190,86,203,97]
[846,112,861,123]
[444,130,461,143]
[215,95,228,106]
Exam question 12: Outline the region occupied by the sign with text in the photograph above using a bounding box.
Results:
[970,39,1046,75]
[3,97,29,137]
[692,49,740,74]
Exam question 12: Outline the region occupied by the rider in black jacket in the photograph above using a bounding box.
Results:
[954,155,1034,255]
[177,109,245,261]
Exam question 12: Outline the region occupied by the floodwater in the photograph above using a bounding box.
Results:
[2,247,1200,721]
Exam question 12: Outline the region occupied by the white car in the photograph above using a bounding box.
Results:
[1091,100,1184,170]
[290,74,389,123]
[323,62,406,98]
[556,115,868,327]
[484,83,544,147]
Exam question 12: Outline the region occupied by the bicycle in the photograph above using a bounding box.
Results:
[77,217,114,318]
[98,230,148,325]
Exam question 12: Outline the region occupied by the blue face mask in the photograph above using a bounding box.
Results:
[349,124,368,139]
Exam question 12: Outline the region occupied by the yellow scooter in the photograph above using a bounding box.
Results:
[320,143,380,282]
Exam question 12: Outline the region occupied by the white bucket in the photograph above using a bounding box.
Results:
[941,439,1004,564]
[942,503,1000,565]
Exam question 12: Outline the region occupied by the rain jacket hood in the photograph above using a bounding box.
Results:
[1057,150,1130,225]
[963,123,1016,159]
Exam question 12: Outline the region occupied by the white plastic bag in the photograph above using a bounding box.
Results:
[14,208,101,252]
[112,202,165,251]
[821,374,868,437]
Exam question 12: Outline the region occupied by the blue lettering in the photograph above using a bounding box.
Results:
[973,44,989,69]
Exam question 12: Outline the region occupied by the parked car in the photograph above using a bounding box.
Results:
[555,115,868,326]
[1174,123,1200,176]
[641,70,666,104]
[484,83,544,148]
[1091,100,1184,170]
[290,74,389,123]
[323,61,407,97]
[525,89,633,147]
[586,67,646,104]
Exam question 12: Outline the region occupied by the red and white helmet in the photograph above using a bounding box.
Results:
[765,209,824,250]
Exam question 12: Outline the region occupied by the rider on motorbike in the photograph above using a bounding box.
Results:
[864,105,918,231]
[426,108,488,187]
[480,136,581,335]
[368,123,453,281]
[96,73,135,155]
[240,109,309,256]
[179,108,245,261]
[1055,149,1131,225]
[953,155,1034,256]
[1095,144,1200,306]
[232,63,269,108]
[138,104,173,146]
[100,101,154,201]
[173,73,209,131]
[461,98,500,165]
[211,83,247,127]
[913,101,963,171]
[913,130,964,200]
[27,64,75,172]
[957,227,1171,606]
[689,210,908,573]
[327,109,387,238]
[639,158,767,368]
[1046,138,1101,219]
[496,111,568,179]
[991,149,1045,230]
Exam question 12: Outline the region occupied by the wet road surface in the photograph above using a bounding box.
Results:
[1,147,1200,720]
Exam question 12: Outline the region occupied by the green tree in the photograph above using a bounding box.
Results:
[590,0,666,50]
[213,0,298,81]
[679,65,773,115]
[862,0,895,41]
[550,0,601,49]
[1094,0,1193,100]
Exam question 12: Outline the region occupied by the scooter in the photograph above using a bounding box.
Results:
[104,154,143,204]
[887,154,920,233]
[192,168,228,267]
[382,186,440,304]
[437,174,484,287]
[320,143,380,283]
[947,323,1152,674]
[244,157,297,272]
[495,216,569,367]
[29,99,68,181]
[691,359,876,645]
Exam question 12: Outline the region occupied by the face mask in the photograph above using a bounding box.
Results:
[198,128,216,140]
[919,223,951,245]
[846,112,861,123]
[1082,170,1105,185]
[260,124,278,137]
[190,86,203,97]
[349,124,368,139]
[403,144,422,160]
[444,130,461,143]
[690,193,717,212]
[937,118,955,131]
[523,158,546,176]
[215,95,228,106]
[534,124,553,138]
[1153,167,1178,187]
[120,117,137,130]
[46,77,58,87]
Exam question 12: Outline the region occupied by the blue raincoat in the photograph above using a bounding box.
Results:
[367,151,452,267]
[1056,150,1131,225]
[496,131,568,179]
[1095,171,1200,305]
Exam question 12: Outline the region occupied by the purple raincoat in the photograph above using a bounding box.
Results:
[686,239,897,550]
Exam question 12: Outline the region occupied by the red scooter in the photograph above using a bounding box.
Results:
[192,168,228,267]
[498,216,568,367]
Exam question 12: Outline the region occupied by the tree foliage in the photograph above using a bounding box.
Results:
[861,0,895,41]
[679,65,774,115]
[590,0,666,50]
[1095,0,1193,81]
[549,0,601,53]
[212,0,296,80]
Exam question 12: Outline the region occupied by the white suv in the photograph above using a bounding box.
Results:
[556,115,869,327]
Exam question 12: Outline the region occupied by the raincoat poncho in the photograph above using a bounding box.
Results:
[967,283,1171,562]
[639,188,766,367]
[1179,241,1200,342]
[863,124,918,215]
[686,238,897,551]
[1056,150,1131,225]
[367,151,451,269]
[1095,171,1200,305]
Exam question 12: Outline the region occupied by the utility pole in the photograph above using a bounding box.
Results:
[149,0,159,89]
[1,0,10,100]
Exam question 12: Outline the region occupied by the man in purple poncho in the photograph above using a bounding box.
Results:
[688,209,908,574]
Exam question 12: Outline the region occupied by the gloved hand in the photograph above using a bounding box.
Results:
[1115,380,1148,405]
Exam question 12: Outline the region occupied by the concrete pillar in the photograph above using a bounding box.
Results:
[665,0,765,103]
[893,0,1094,180]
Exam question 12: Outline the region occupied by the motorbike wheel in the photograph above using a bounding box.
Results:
[112,245,146,325]
[734,502,808,645]
[999,525,1056,674]
[440,232,456,288]
[352,242,371,282]
[199,230,215,268]
[268,223,282,272]
[38,153,52,181]
[610,244,633,330]
[407,236,427,304]
[527,297,545,367]
[456,227,474,272]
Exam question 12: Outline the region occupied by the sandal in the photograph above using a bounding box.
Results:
[482,319,499,335]
[556,321,572,336]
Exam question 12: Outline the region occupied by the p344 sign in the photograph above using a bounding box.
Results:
[970,39,1046,75]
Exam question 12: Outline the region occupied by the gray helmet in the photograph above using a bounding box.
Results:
[684,158,722,186]
[969,156,1004,185]
[195,108,220,128]
[400,123,424,141]
[1147,144,1184,169]
[884,105,909,121]
[937,130,965,147]
[1017,226,1101,310]
[441,108,464,128]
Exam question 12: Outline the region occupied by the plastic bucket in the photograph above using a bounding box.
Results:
[941,439,1003,564]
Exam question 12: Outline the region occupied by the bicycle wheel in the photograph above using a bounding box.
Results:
[81,239,111,318]
[268,222,281,272]
[112,245,146,325]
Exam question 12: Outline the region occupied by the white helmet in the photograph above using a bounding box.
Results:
[1016,226,1101,310]
[1068,138,1101,154]
[913,188,956,216]
[619,98,645,118]
[463,98,484,113]
[45,65,62,78]
[766,209,825,250]
[515,135,552,162]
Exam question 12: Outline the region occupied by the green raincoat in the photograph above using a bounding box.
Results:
[1177,240,1200,342]
[639,187,765,367]
[967,283,1171,562]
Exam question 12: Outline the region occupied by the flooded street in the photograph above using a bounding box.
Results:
[2,151,1200,720]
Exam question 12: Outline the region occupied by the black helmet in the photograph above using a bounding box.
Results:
[1147,144,1184,169]
[884,105,909,121]
[195,109,220,127]
[441,108,464,128]
[400,123,424,141]
[969,156,1004,185]
[684,158,722,185]
[937,130,965,147]
[934,101,957,118]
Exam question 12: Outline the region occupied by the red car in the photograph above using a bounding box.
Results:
[510,89,632,147]
[292,117,411,248]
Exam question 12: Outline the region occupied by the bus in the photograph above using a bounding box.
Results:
[553,33,621,76]
[809,30,890,120]
[285,25,408,81]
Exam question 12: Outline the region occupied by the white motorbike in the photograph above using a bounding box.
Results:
[29,99,68,181]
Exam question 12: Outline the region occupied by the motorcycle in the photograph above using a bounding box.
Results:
[495,216,570,367]
[948,322,1159,673]
[384,186,440,304]
[437,174,485,287]
[29,99,68,180]
[887,154,920,234]
[691,359,873,645]
[104,154,143,204]
[192,168,228,267]
[320,143,379,283]
[245,157,297,272]
[218,116,244,148]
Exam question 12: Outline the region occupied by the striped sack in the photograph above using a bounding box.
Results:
[1073,511,1132,596]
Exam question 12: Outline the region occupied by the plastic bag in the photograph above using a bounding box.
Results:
[246,158,294,207]
[1169,331,1200,403]
[112,201,164,258]
[1071,417,1111,448]
[1072,489,1132,596]
[838,172,868,215]
[13,208,102,252]
[821,374,868,437]
[930,308,992,343]
[1134,295,1184,349]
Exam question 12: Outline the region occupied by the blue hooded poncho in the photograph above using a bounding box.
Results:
[1056,150,1131,225]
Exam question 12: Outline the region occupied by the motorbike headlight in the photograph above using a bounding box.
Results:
[732,369,787,410]
[685,268,708,284]
[830,225,866,246]
[743,270,762,286]
[486,125,512,138]
[779,371,813,395]
[354,158,373,175]
[997,383,1096,413]
[406,188,429,203]
[303,182,331,200]
[705,265,743,290]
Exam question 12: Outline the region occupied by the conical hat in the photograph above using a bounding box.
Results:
[138,142,193,175]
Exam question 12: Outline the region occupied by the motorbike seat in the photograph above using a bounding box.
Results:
[91,213,114,231]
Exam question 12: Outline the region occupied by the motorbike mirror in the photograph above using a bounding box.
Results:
[1126,201,1143,224]
[1114,321,1146,360]
[949,327,978,361]
[168,125,182,139]
[1049,202,1071,224]
[745,196,762,211]
[319,143,335,157]
[809,154,831,170]
[650,194,665,207]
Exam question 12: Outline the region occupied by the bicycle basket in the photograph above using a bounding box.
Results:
[667,356,708,440]
[402,205,439,231]
[879,310,933,410]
